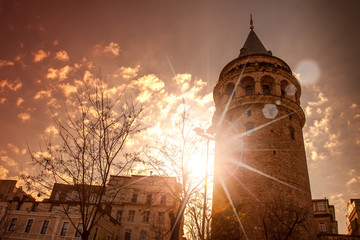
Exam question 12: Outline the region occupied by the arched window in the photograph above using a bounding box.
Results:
[289,127,295,140]
[246,123,254,136]
[245,85,253,96]
[241,77,255,96]
[225,82,235,99]
[261,75,274,95]
[263,85,270,95]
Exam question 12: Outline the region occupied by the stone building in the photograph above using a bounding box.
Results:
[210,17,316,239]
[347,199,360,235]
[0,200,118,239]
[0,175,180,240]
[0,180,34,202]
[313,198,338,235]
[107,174,181,240]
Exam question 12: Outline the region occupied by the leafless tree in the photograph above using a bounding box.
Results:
[22,80,144,240]
[144,105,210,240]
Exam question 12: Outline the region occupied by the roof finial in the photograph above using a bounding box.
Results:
[250,14,254,31]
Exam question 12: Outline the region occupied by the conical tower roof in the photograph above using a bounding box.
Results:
[239,16,272,57]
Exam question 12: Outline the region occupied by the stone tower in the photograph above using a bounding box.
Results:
[211,18,316,239]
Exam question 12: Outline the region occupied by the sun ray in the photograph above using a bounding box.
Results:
[219,175,249,240]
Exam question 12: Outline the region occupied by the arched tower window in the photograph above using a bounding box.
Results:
[261,75,274,95]
[225,82,235,99]
[241,77,254,96]
[245,85,253,95]
[263,85,270,95]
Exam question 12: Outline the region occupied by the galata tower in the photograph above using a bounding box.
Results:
[210,17,316,240]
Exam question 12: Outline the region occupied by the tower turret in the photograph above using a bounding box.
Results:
[211,17,316,239]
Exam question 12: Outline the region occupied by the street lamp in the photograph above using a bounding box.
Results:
[193,127,214,240]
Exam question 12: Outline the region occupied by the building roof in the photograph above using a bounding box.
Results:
[239,16,272,57]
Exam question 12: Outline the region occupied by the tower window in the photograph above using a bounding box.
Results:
[263,85,270,95]
[245,85,253,95]
[289,127,295,140]
[225,82,235,94]
[246,123,254,136]
[247,110,251,116]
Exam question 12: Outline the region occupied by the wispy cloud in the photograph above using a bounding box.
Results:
[0,60,14,68]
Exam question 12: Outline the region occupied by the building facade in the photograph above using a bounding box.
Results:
[313,198,338,235]
[107,175,181,240]
[347,199,360,235]
[0,175,180,240]
[210,18,316,239]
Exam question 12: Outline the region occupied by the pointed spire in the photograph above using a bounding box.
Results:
[239,15,272,57]
[250,14,254,31]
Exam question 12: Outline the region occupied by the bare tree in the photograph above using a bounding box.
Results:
[145,105,210,240]
[22,80,144,240]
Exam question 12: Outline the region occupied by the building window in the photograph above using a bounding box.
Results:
[75,223,83,237]
[125,229,132,240]
[60,222,69,236]
[128,210,135,222]
[140,230,147,240]
[263,85,270,95]
[16,202,22,210]
[24,219,34,233]
[146,194,152,205]
[246,123,254,136]
[131,193,138,203]
[116,210,123,222]
[8,218,17,231]
[143,211,150,223]
[40,220,50,234]
[289,127,295,140]
[160,195,166,205]
[247,110,251,117]
[158,212,165,224]
[31,203,38,212]
[317,201,327,211]
[319,223,326,232]
[245,85,253,95]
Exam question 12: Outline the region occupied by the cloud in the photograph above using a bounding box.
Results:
[16,97,23,107]
[45,125,59,135]
[6,143,19,154]
[0,60,14,68]
[117,65,140,79]
[133,74,165,103]
[46,65,72,81]
[0,155,17,167]
[54,50,69,61]
[103,42,120,56]
[59,83,77,97]
[0,79,22,91]
[18,112,31,122]
[32,49,50,62]
[34,90,52,99]
[0,166,9,178]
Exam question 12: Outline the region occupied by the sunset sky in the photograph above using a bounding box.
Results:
[0,0,359,233]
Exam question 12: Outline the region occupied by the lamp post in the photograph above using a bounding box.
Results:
[193,128,214,240]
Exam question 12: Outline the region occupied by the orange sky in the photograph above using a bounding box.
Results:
[0,0,360,233]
